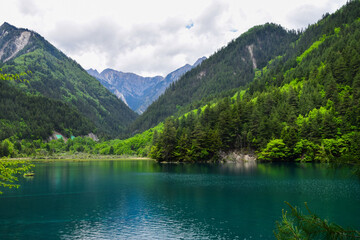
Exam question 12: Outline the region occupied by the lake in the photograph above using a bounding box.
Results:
[0,160,359,239]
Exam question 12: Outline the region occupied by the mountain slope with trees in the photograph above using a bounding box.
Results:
[0,80,94,142]
[0,22,137,138]
[129,23,299,133]
[150,0,360,163]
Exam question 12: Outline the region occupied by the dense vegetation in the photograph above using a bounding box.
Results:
[150,1,360,163]
[0,23,137,138]
[0,80,94,141]
[129,23,299,133]
[0,123,162,158]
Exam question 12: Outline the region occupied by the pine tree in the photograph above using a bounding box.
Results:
[274,202,360,240]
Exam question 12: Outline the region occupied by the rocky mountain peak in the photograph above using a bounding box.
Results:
[0,22,17,32]
[87,56,207,114]
[0,22,32,62]
[193,56,206,67]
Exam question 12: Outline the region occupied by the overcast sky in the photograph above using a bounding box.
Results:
[1,0,347,76]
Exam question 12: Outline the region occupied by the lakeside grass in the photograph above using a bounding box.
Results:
[9,152,153,161]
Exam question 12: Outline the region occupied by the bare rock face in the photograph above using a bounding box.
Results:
[0,23,32,62]
[219,151,257,163]
[247,44,257,69]
[86,133,99,142]
[48,131,99,142]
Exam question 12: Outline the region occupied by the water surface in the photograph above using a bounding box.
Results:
[0,160,359,239]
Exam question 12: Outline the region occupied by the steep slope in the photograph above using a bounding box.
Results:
[0,80,95,141]
[150,1,360,162]
[130,23,299,133]
[88,57,206,114]
[0,22,137,138]
[90,69,164,113]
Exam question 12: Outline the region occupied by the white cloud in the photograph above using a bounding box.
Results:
[17,0,40,16]
[0,0,349,76]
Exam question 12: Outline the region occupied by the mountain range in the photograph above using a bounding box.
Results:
[0,22,137,138]
[129,23,299,133]
[87,57,206,114]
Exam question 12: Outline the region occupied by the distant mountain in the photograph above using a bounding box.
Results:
[129,23,299,133]
[87,57,206,114]
[0,22,137,138]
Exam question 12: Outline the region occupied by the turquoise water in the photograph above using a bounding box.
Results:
[0,160,359,239]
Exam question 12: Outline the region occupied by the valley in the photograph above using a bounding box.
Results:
[1,1,360,238]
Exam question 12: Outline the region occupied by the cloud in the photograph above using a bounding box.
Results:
[46,0,347,77]
[17,0,41,16]
[48,1,237,76]
[1,0,348,77]
[195,1,229,36]
[285,1,339,29]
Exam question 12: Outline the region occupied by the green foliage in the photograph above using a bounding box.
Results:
[296,34,327,63]
[0,159,34,194]
[293,139,320,162]
[0,68,30,82]
[274,202,360,240]
[0,80,95,141]
[258,139,290,161]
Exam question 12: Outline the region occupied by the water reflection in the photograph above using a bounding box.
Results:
[0,160,359,240]
[219,160,257,173]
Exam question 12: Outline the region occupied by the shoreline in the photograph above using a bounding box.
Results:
[6,154,153,162]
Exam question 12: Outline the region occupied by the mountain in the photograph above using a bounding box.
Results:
[0,22,137,138]
[87,57,206,114]
[88,69,163,113]
[129,23,299,133]
[150,1,360,162]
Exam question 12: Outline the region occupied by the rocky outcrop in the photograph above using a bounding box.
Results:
[0,22,32,62]
[86,133,99,142]
[219,151,257,163]
[48,131,99,142]
[247,44,257,69]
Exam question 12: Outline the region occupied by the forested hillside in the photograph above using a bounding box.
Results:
[0,23,137,138]
[129,23,299,133]
[150,1,360,163]
[0,80,94,141]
